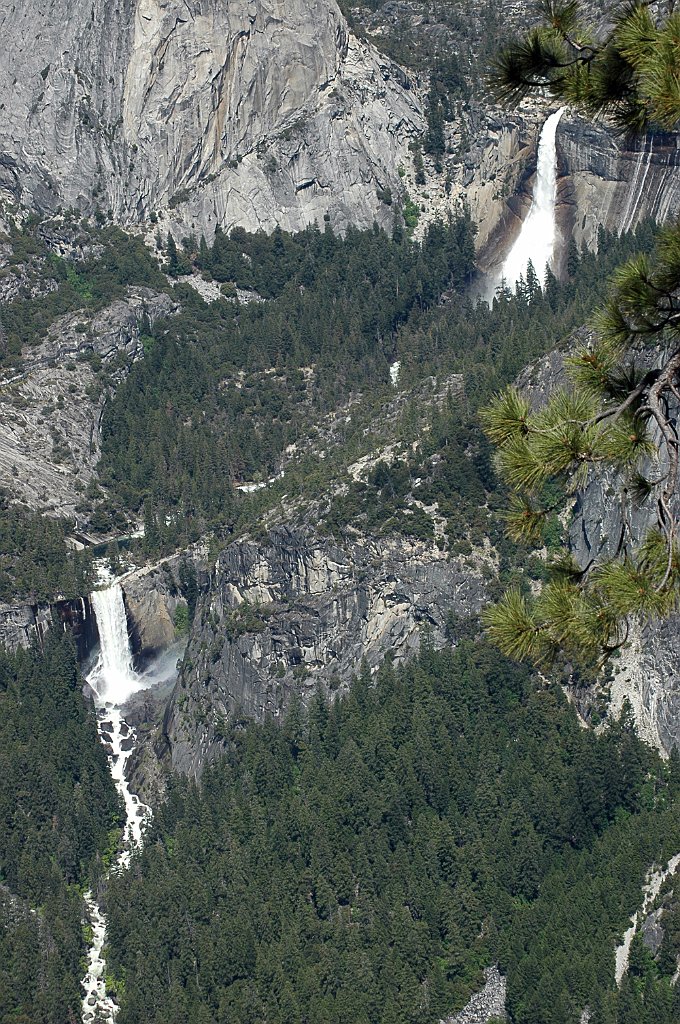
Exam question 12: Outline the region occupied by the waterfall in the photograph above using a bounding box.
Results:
[81,583,153,1024]
[498,107,566,293]
[89,585,136,705]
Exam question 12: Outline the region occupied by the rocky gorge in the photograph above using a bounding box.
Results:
[2,3,680,1019]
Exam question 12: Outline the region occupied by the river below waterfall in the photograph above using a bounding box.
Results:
[81,583,175,1023]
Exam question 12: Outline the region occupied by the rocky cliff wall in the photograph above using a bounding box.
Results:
[474,111,680,276]
[558,117,680,251]
[165,525,488,777]
[0,595,98,660]
[121,554,209,666]
[0,0,423,238]
[0,286,175,518]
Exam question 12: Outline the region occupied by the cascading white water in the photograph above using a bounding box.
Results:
[89,586,136,705]
[497,107,566,293]
[82,583,153,1024]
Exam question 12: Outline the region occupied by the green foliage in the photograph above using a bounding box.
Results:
[324,411,495,546]
[223,601,273,641]
[482,221,680,664]
[173,602,190,637]
[402,194,421,231]
[0,222,167,366]
[105,642,680,1024]
[493,2,680,133]
[0,491,93,602]
[424,86,447,169]
[98,217,476,547]
[0,633,121,1023]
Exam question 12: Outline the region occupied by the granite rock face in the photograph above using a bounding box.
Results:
[477,111,680,277]
[0,595,98,659]
[0,287,175,518]
[165,525,489,777]
[0,0,422,238]
[558,117,680,250]
[120,555,208,666]
[0,601,53,653]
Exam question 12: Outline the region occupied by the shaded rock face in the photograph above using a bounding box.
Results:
[0,595,98,659]
[476,111,680,279]
[125,588,176,666]
[0,287,175,518]
[0,602,53,652]
[0,0,422,237]
[165,525,488,777]
[559,118,680,250]
[642,907,665,955]
[120,557,203,667]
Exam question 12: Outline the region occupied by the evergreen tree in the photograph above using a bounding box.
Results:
[493,1,680,133]
[482,3,680,664]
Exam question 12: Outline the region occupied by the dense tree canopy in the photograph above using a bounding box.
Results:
[106,642,680,1024]
[0,490,93,602]
[0,634,121,1024]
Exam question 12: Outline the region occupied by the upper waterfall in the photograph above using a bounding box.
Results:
[500,107,566,292]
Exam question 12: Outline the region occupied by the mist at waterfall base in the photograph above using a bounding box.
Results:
[483,107,565,304]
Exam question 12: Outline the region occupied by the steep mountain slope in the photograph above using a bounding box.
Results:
[0,0,422,237]
[2,0,679,259]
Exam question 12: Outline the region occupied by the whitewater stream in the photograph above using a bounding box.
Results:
[487,107,565,300]
[81,584,156,1023]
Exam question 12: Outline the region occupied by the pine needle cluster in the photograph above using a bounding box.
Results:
[481,229,680,664]
[493,1,680,133]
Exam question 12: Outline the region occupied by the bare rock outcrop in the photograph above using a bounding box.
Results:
[0,0,423,238]
[0,287,175,518]
[440,966,506,1024]
[0,595,97,658]
[165,525,488,777]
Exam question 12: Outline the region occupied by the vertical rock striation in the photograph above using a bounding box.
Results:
[558,116,680,249]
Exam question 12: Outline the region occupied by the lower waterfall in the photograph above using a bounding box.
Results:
[81,583,153,1024]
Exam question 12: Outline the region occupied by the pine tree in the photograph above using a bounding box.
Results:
[166,232,182,277]
[493,1,680,134]
[482,2,680,665]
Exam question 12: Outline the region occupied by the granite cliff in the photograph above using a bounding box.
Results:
[165,525,489,777]
[516,342,680,757]
[0,284,174,519]
[2,0,679,259]
[0,0,422,238]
